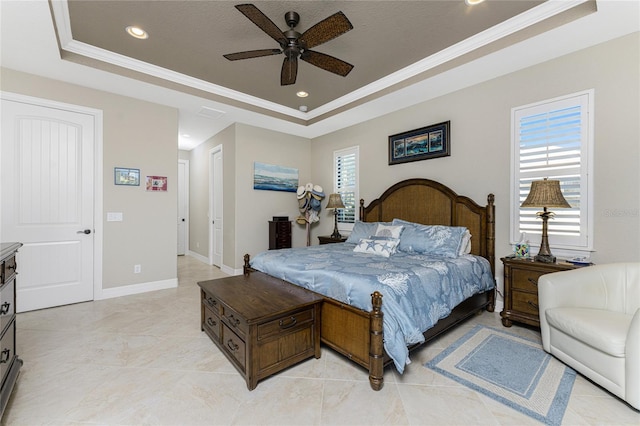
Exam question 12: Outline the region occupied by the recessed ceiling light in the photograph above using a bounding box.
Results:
[299,106,308,112]
[465,0,486,5]
[126,26,148,39]
[296,91,309,98]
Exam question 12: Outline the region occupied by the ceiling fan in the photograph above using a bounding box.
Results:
[223,4,354,86]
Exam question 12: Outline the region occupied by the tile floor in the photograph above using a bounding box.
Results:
[3,255,639,425]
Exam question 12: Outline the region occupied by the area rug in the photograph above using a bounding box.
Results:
[425,325,576,426]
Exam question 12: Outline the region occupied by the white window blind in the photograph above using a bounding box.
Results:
[334,146,359,229]
[511,90,593,251]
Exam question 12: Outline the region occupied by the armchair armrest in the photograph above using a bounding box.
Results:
[626,308,640,409]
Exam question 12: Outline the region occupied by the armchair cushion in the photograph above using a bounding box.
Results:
[545,308,631,357]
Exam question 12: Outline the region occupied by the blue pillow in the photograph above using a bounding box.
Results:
[392,219,468,258]
[345,221,391,244]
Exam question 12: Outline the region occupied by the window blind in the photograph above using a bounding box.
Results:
[334,147,358,225]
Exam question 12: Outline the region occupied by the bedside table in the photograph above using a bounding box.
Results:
[500,257,581,328]
[318,235,347,245]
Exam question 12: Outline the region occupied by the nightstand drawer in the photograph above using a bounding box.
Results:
[512,291,539,316]
[511,268,543,292]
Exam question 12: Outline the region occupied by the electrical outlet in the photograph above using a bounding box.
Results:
[134,264,141,273]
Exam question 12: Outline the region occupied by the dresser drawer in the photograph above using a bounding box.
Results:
[222,323,246,370]
[0,321,15,387]
[512,268,543,292]
[0,255,16,285]
[257,308,314,341]
[0,281,15,335]
[203,304,221,341]
[221,306,248,338]
[512,290,539,316]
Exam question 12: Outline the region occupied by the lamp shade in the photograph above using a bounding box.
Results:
[520,178,571,208]
[326,193,345,209]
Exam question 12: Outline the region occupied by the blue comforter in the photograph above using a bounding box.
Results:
[250,243,494,373]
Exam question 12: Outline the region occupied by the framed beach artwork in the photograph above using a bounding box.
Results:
[114,167,140,186]
[253,162,298,193]
[389,121,451,165]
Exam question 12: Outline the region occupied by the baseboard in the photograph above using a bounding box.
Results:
[97,278,178,300]
[187,250,209,264]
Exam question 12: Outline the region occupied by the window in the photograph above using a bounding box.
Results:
[334,146,359,232]
[511,90,593,253]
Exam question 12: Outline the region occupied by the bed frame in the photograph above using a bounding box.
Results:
[244,178,495,390]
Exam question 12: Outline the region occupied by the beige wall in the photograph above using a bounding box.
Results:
[311,33,640,295]
[1,68,179,291]
[188,123,309,271]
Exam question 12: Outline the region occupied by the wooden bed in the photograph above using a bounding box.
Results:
[244,178,495,390]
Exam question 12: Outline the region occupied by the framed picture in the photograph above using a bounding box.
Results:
[114,167,140,186]
[146,176,168,191]
[253,162,299,193]
[388,121,450,165]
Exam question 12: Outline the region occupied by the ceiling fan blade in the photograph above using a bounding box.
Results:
[300,11,353,49]
[281,56,298,86]
[301,50,353,77]
[223,49,282,61]
[235,4,286,45]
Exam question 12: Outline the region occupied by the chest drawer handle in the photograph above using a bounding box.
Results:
[279,316,298,329]
[527,300,539,310]
[226,339,239,352]
[206,297,217,308]
[206,317,217,327]
[0,302,10,315]
[527,277,538,286]
[0,349,10,363]
[226,314,241,328]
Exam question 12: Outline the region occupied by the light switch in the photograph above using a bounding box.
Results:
[107,212,123,222]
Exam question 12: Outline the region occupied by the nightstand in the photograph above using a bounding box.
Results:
[318,235,347,245]
[500,257,582,328]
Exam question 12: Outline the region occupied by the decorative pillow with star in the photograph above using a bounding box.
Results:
[353,237,400,257]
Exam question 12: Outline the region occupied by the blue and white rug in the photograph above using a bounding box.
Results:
[426,325,576,426]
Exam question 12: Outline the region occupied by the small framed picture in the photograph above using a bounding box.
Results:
[114,167,140,186]
[146,176,168,192]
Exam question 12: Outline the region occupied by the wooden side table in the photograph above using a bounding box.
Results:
[500,257,582,328]
[318,235,347,245]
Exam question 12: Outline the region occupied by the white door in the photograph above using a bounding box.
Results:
[1,98,95,312]
[177,159,189,255]
[209,146,222,267]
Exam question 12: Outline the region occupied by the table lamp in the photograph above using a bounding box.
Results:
[520,178,571,263]
[326,193,345,239]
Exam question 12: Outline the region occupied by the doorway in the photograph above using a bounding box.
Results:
[209,145,223,267]
[1,92,102,312]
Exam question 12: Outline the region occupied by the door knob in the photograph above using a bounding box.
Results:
[77,229,92,234]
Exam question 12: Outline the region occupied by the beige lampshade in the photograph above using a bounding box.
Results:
[326,193,345,209]
[521,178,571,208]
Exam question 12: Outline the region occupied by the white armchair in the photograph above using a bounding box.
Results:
[538,262,640,410]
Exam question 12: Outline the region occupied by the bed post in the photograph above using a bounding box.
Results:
[487,194,496,312]
[369,291,384,390]
[243,254,251,275]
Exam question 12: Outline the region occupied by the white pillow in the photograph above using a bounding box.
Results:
[353,237,400,258]
[459,230,472,255]
[374,224,404,239]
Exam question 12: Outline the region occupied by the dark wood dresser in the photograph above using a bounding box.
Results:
[500,256,580,328]
[268,220,291,249]
[0,243,22,419]
[198,272,322,390]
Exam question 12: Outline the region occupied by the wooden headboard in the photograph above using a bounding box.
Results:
[359,178,495,276]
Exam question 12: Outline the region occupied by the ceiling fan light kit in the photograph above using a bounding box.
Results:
[223,4,354,86]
